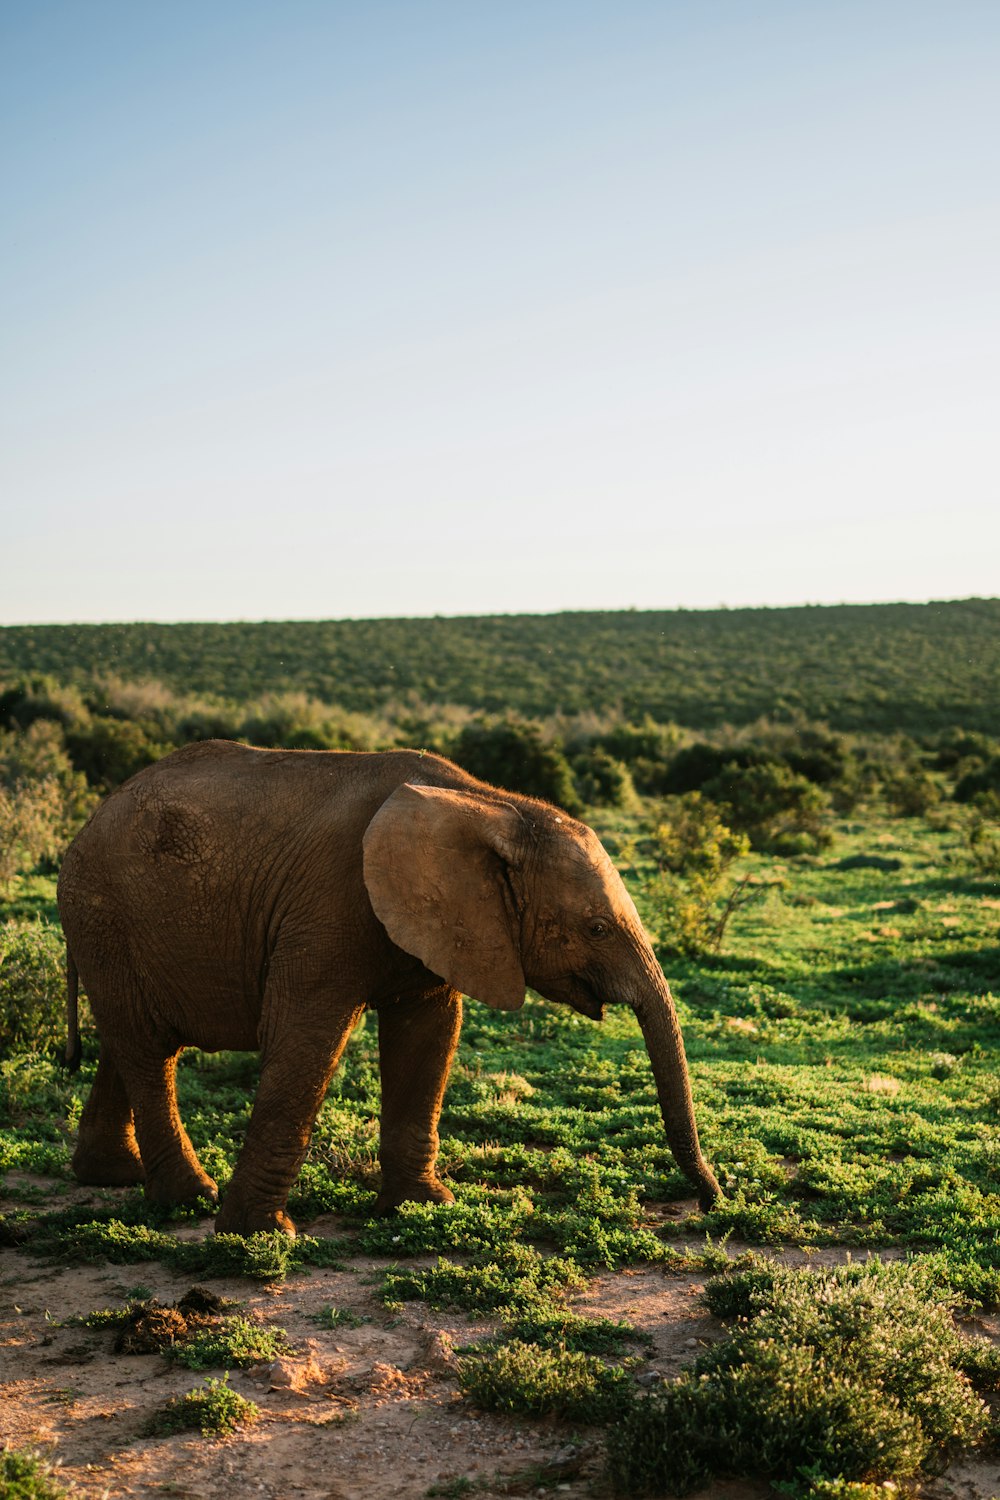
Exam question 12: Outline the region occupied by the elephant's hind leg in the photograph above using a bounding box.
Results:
[124,1047,218,1209]
[374,986,462,1214]
[72,1045,145,1187]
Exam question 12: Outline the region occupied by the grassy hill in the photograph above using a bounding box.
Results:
[1,598,998,733]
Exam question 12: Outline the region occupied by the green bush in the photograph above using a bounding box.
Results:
[64,714,166,790]
[586,720,684,795]
[459,1339,632,1423]
[881,763,941,817]
[171,1314,292,1370]
[967,807,1000,877]
[661,741,773,795]
[954,754,1000,805]
[571,748,637,808]
[449,720,581,812]
[379,1244,586,1315]
[0,677,88,733]
[0,1446,69,1499]
[701,760,832,854]
[607,1261,988,1496]
[0,722,96,888]
[0,921,67,1054]
[143,1374,259,1437]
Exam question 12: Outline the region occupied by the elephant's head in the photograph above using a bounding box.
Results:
[362,782,720,1210]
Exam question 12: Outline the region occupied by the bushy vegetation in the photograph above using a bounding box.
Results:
[2,600,998,731]
[0,919,68,1054]
[142,1374,259,1437]
[623,793,754,954]
[459,1338,633,1423]
[0,1447,69,1500]
[607,1260,990,1495]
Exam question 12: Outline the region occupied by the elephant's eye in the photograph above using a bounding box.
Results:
[587,918,611,941]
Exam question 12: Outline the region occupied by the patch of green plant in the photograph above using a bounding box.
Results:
[606,1260,989,1496]
[171,1231,298,1280]
[622,794,755,956]
[459,1339,633,1424]
[142,1373,259,1437]
[312,1304,370,1329]
[379,1243,586,1315]
[71,1297,149,1328]
[502,1306,642,1355]
[774,1468,897,1500]
[169,1314,292,1370]
[31,1205,353,1281]
[37,1216,178,1265]
[0,1445,69,1499]
[955,1336,1000,1391]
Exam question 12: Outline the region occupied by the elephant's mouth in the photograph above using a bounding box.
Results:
[537,975,606,1021]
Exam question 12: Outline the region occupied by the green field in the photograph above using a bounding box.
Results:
[1,606,998,1496]
[2,597,999,730]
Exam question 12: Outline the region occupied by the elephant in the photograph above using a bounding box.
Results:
[59,740,720,1236]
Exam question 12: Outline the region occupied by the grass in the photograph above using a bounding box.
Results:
[30,1210,350,1281]
[311,1304,370,1329]
[1,800,997,1485]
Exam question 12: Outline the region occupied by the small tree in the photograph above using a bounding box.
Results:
[626,793,754,955]
[0,722,96,890]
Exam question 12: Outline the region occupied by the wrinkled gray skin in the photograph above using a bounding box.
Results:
[59,741,720,1236]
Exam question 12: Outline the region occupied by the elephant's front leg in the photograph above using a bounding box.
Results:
[374,985,462,1214]
[215,999,364,1238]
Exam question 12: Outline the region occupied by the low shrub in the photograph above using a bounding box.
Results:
[0,1445,69,1499]
[607,1261,988,1496]
[459,1339,632,1423]
[701,761,832,854]
[170,1314,292,1370]
[626,794,754,955]
[954,755,1000,805]
[0,921,70,1055]
[143,1374,259,1437]
[881,764,941,817]
[379,1243,586,1314]
[571,748,638,808]
[967,808,1000,878]
[0,722,95,889]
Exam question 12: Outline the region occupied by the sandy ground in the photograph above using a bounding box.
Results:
[1,1193,997,1500]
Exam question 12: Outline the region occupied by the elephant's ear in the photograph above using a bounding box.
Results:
[362,782,526,1011]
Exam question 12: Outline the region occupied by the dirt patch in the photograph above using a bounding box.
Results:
[1,1217,997,1500]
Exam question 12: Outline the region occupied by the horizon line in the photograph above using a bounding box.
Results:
[1,595,996,631]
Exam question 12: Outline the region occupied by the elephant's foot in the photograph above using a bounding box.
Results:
[72,1137,145,1188]
[214,1197,297,1239]
[143,1162,219,1211]
[372,1175,455,1216]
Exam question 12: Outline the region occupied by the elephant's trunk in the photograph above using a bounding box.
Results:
[629,963,720,1211]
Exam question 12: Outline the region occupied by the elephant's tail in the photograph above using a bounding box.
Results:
[64,946,82,1073]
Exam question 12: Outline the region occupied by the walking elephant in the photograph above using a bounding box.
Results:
[59,740,720,1235]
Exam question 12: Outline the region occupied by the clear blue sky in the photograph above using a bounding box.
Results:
[2,1,998,624]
